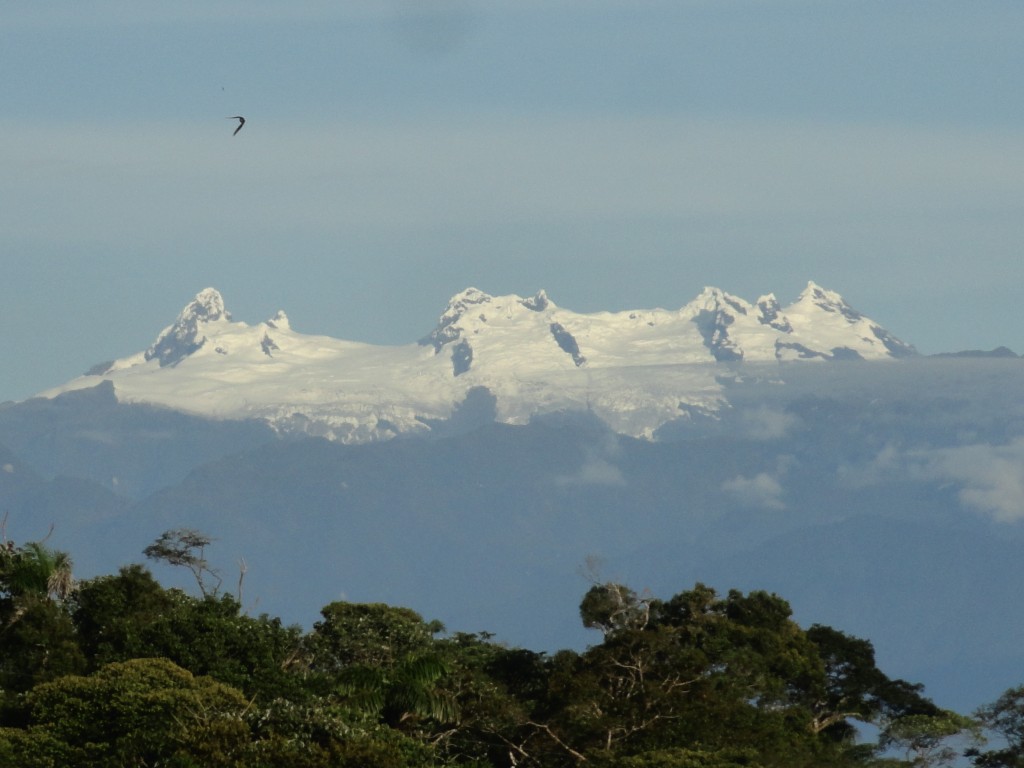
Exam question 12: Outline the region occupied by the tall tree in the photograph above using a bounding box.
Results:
[540,582,940,767]
[805,625,939,739]
[143,528,223,597]
[0,537,83,693]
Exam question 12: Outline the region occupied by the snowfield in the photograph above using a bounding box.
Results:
[38,282,915,442]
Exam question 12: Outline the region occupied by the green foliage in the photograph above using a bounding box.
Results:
[72,564,305,701]
[338,653,460,727]
[534,582,935,766]
[579,582,650,637]
[0,596,85,695]
[143,527,222,597]
[970,685,1024,767]
[0,531,983,768]
[4,657,250,767]
[0,541,74,602]
[612,746,765,767]
[881,710,982,766]
[806,624,938,738]
[0,539,84,696]
[309,601,444,672]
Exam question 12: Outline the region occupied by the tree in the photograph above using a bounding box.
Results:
[143,527,223,597]
[0,541,75,603]
[308,601,444,673]
[308,602,458,738]
[881,711,982,767]
[805,625,939,739]
[538,582,940,767]
[72,564,305,702]
[614,746,766,767]
[580,582,651,638]
[0,658,251,766]
[970,685,1024,767]
[338,653,460,728]
[0,595,85,695]
[0,537,84,694]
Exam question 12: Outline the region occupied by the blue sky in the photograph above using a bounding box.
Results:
[3,0,1024,402]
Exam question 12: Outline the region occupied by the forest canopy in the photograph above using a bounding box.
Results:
[0,531,1012,767]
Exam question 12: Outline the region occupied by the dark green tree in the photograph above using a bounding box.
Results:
[143,527,223,597]
[338,653,460,728]
[0,538,84,695]
[0,657,251,767]
[308,601,444,672]
[454,636,554,766]
[308,601,460,744]
[72,564,305,702]
[0,540,75,603]
[805,625,939,739]
[880,710,981,766]
[970,685,1024,767]
[537,582,940,767]
[579,582,651,638]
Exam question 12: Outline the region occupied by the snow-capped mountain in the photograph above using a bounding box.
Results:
[10,285,1024,718]
[38,282,915,441]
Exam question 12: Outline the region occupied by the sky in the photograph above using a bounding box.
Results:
[3,0,1024,402]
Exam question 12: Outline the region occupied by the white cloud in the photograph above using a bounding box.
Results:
[837,442,904,488]
[721,472,785,510]
[556,457,626,488]
[555,432,626,487]
[739,405,801,440]
[841,438,1024,523]
[913,439,1024,523]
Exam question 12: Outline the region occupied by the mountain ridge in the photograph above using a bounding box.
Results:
[37,282,915,442]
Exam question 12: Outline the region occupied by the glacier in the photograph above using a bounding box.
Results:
[37,282,916,442]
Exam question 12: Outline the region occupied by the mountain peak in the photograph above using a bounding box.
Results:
[187,287,230,323]
[794,281,859,319]
[421,287,495,352]
[785,281,916,359]
[144,287,232,367]
[688,286,753,315]
[521,289,552,312]
[266,310,290,331]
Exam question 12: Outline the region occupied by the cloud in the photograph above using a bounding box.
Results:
[556,457,626,488]
[841,438,1024,523]
[555,432,626,488]
[721,472,785,510]
[837,442,904,488]
[738,405,801,440]
[913,439,1024,523]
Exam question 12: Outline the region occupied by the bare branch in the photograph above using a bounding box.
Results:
[527,721,588,763]
[237,557,247,603]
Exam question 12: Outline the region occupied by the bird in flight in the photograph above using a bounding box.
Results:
[227,116,245,136]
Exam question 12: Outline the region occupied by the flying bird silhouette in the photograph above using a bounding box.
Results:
[227,116,245,136]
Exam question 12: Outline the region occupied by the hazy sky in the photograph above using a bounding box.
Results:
[3,1,1024,402]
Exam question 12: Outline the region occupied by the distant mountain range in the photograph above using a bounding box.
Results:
[3,283,1024,720]
[38,282,917,442]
